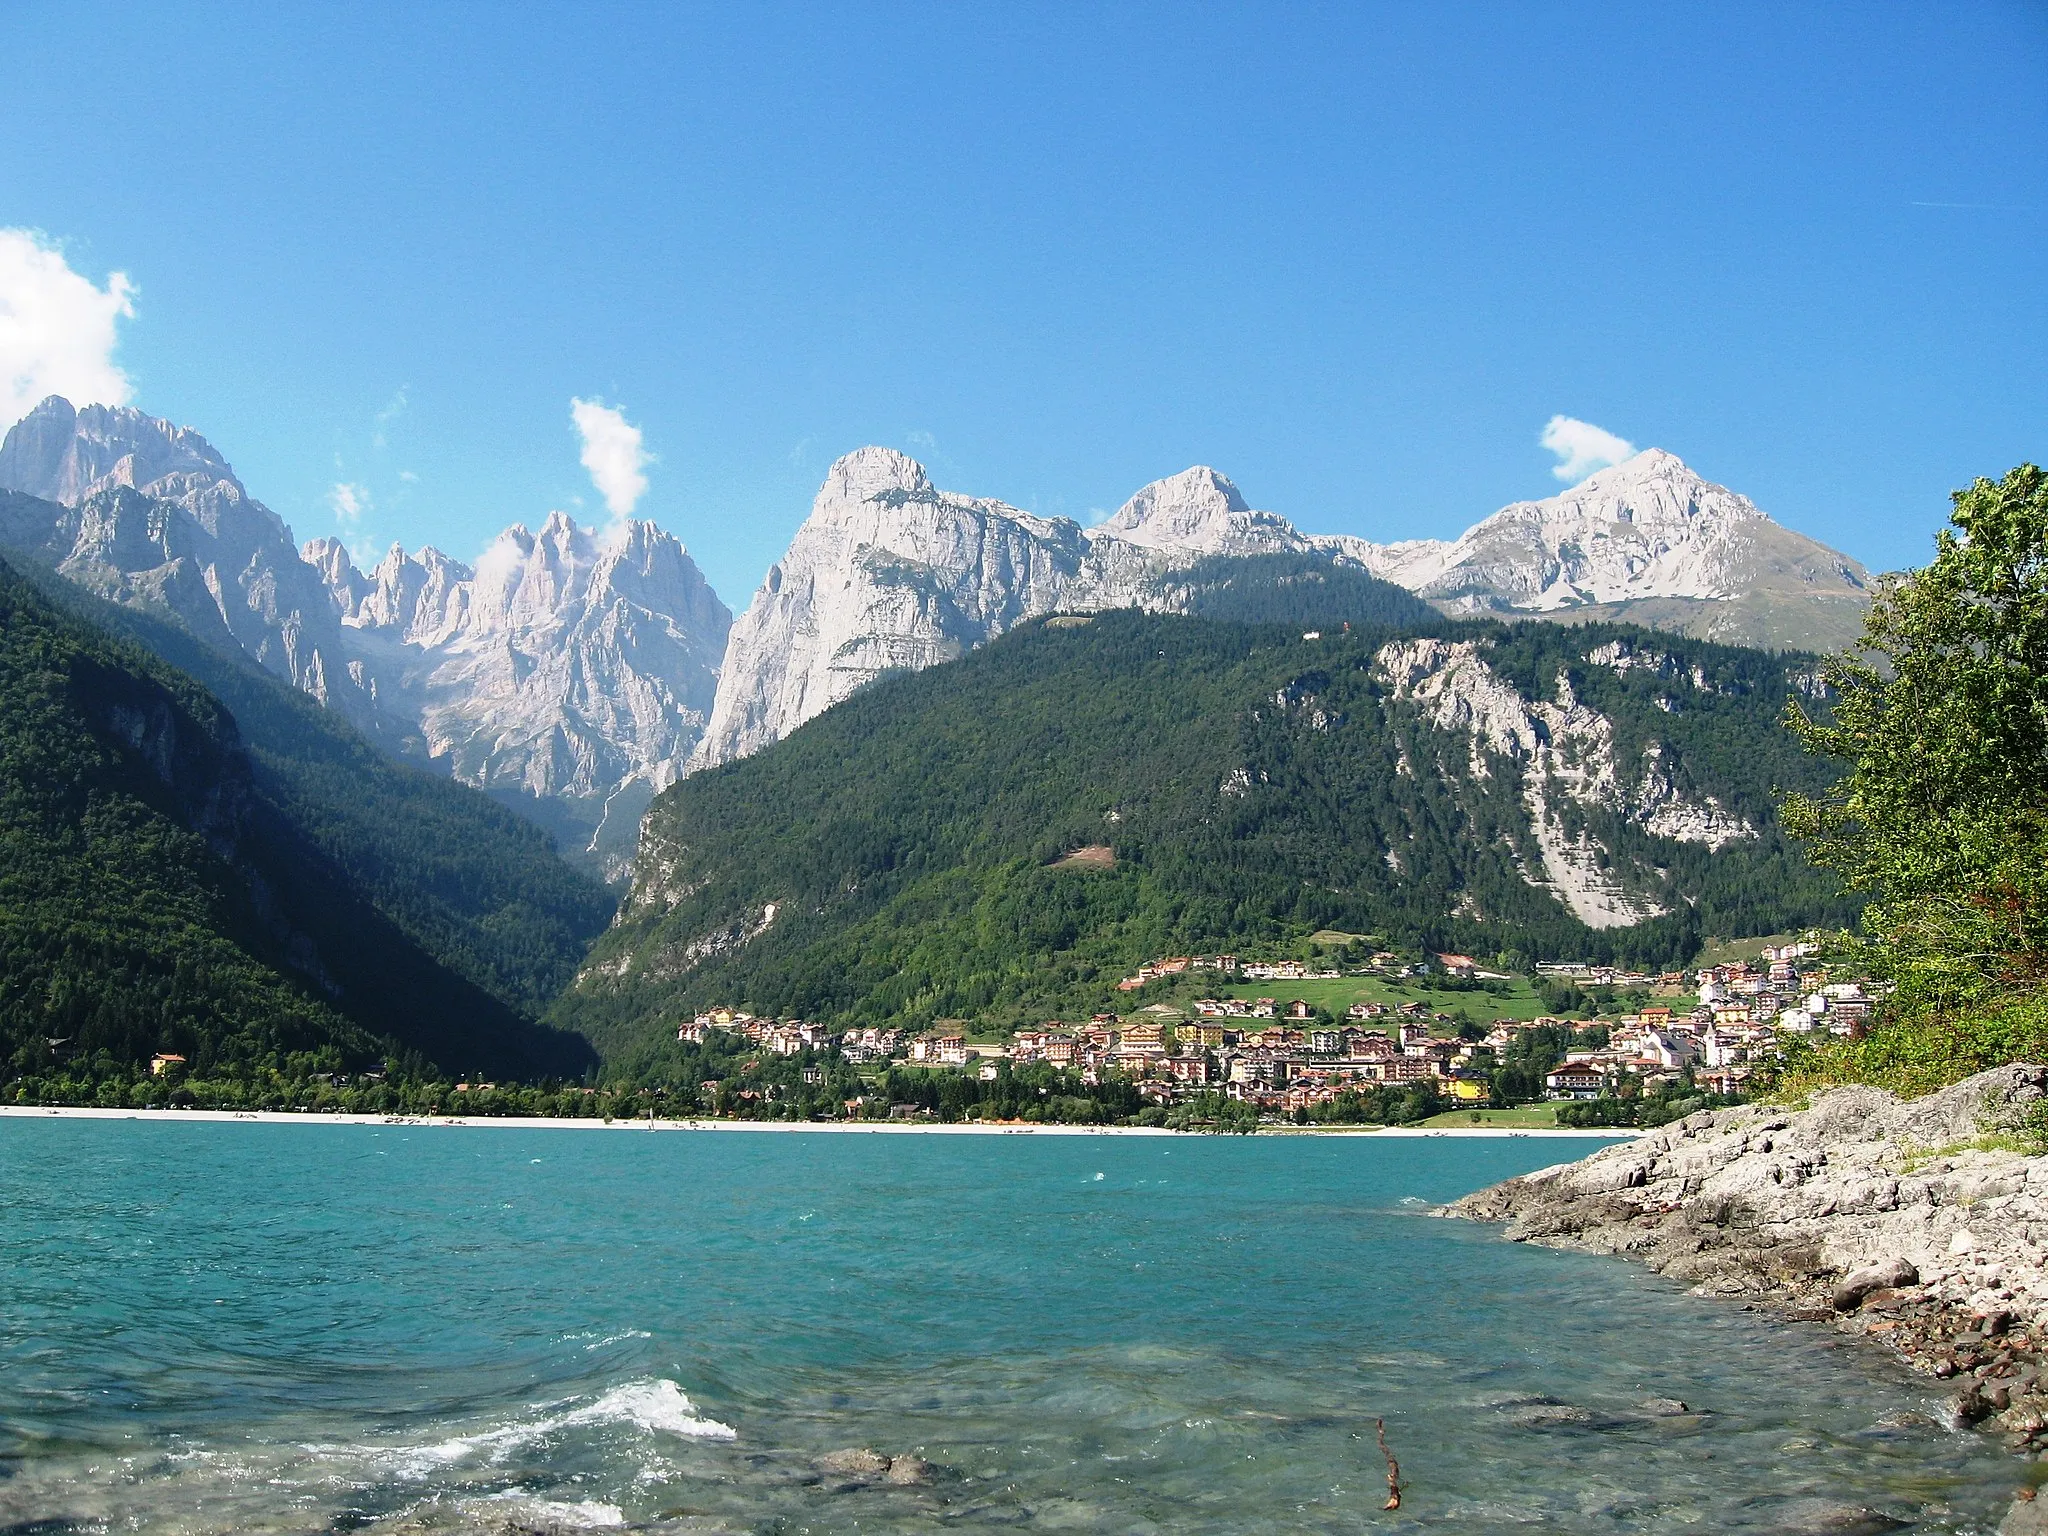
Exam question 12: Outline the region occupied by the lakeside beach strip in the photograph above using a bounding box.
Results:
[0,1105,1637,1137]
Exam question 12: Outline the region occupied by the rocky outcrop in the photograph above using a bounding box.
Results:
[1374,636,1756,927]
[0,398,381,727]
[1353,449,1871,636]
[310,515,730,871]
[1448,1067,2048,1463]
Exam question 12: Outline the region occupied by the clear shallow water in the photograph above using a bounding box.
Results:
[0,1121,2025,1534]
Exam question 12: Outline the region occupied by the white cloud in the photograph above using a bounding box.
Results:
[905,429,937,451]
[570,397,652,520]
[0,229,137,429]
[329,482,371,527]
[372,385,408,449]
[1540,414,1636,482]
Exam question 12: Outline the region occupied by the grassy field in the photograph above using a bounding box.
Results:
[1412,1105,1560,1129]
[1217,974,1572,1024]
[1690,932,1818,970]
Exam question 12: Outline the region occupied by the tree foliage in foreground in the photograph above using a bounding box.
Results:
[1780,464,2048,1094]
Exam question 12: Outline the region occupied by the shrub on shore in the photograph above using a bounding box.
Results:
[1778,464,2047,1099]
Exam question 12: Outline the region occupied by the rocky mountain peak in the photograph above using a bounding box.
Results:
[0,396,248,511]
[0,398,380,723]
[1351,449,1869,645]
[1095,464,1307,556]
[824,445,934,507]
[1532,448,1758,533]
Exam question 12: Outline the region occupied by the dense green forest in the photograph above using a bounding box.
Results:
[0,546,617,1017]
[0,554,602,1096]
[1138,550,1441,630]
[558,608,1854,1073]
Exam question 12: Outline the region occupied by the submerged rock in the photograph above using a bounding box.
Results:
[815,1448,890,1476]
[1447,1064,2048,1528]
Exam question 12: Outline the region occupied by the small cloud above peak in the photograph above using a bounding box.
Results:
[329,481,370,527]
[1540,414,1636,483]
[0,229,137,428]
[328,482,377,563]
[570,397,652,520]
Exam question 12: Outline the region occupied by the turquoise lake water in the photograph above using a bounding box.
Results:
[0,1119,2026,1534]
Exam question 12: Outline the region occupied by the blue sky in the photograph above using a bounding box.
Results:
[0,2,2041,602]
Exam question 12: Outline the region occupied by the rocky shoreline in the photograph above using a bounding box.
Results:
[1446,1065,2048,1531]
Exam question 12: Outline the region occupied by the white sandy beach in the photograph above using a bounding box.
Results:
[0,1105,1636,1137]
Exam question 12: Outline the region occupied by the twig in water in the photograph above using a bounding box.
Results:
[1376,1416,1401,1510]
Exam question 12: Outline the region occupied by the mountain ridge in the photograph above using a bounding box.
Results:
[0,398,731,871]
[558,608,1856,1071]
[695,445,1872,768]
[0,396,1874,836]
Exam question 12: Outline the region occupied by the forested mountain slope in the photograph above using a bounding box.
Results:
[558,610,1855,1068]
[0,555,602,1084]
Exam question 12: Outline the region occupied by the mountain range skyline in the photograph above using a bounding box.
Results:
[1,391,1875,618]
[0,392,1874,879]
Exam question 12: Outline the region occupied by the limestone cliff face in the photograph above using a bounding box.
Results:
[309,514,731,869]
[1344,449,1873,651]
[693,448,1091,769]
[1373,637,1756,928]
[699,446,1873,771]
[0,397,377,725]
[694,454,1324,769]
[0,396,730,872]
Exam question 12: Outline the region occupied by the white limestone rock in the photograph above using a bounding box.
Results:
[1448,1066,2048,1343]
[311,514,731,870]
[695,455,1335,770]
[693,448,1093,769]
[701,446,1871,772]
[1358,449,1868,609]
[1373,636,1756,928]
[0,397,380,726]
[1090,464,1310,558]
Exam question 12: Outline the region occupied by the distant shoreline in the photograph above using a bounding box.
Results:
[0,1105,1636,1138]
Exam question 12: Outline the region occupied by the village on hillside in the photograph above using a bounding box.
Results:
[676,939,1869,1124]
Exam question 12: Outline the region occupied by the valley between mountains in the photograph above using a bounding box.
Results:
[0,395,1876,1090]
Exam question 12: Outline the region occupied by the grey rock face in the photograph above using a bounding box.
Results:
[310,514,731,872]
[700,445,1873,772]
[1350,449,1872,652]
[0,397,380,728]
[694,454,1334,770]
[693,448,1093,769]
[0,397,731,873]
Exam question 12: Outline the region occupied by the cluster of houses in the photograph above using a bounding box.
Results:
[677,940,1866,1117]
[1536,944,1864,1099]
